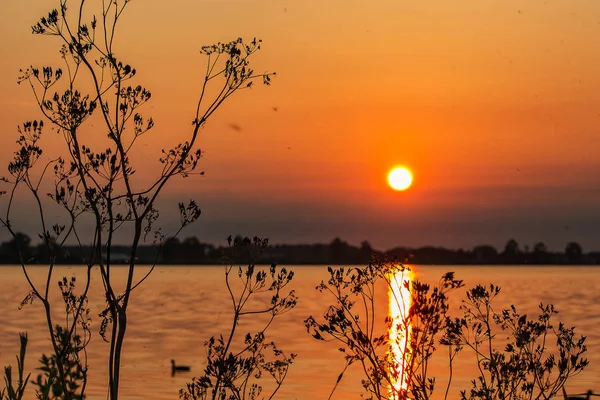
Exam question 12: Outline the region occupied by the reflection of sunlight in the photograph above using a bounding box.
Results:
[388,267,413,398]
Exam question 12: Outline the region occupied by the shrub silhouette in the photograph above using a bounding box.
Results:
[0,334,29,400]
[180,236,297,400]
[307,259,588,400]
[449,284,588,400]
[1,1,274,398]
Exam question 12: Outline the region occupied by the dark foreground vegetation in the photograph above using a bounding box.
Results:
[0,233,597,265]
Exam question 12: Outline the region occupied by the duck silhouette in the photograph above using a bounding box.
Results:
[563,388,597,400]
[171,359,191,376]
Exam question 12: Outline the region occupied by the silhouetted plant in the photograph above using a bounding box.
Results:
[0,333,30,400]
[307,260,588,400]
[17,276,91,400]
[305,259,463,400]
[33,325,87,400]
[1,327,87,400]
[31,277,90,400]
[0,1,274,399]
[445,284,588,400]
[180,236,297,400]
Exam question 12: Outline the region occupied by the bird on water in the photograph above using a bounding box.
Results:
[171,359,191,376]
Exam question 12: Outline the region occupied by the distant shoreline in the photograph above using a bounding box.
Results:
[1,235,598,266]
[2,262,599,267]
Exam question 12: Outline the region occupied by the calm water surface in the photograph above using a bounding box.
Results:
[0,265,598,399]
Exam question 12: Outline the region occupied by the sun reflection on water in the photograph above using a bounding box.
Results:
[388,266,413,399]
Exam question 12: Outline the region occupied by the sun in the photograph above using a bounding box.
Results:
[388,167,413,191]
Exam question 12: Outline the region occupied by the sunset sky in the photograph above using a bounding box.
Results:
[1,1,599,252]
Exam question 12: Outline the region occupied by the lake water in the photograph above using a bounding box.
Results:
[0,265,598,399]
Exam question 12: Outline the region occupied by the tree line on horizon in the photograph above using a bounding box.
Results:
[0,233,596,265]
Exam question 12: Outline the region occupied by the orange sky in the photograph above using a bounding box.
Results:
[1,1,599,251]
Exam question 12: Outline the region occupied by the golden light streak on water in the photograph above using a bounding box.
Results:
[388,267,413,399]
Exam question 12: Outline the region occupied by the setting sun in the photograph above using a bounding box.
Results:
[388,167,413,191]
